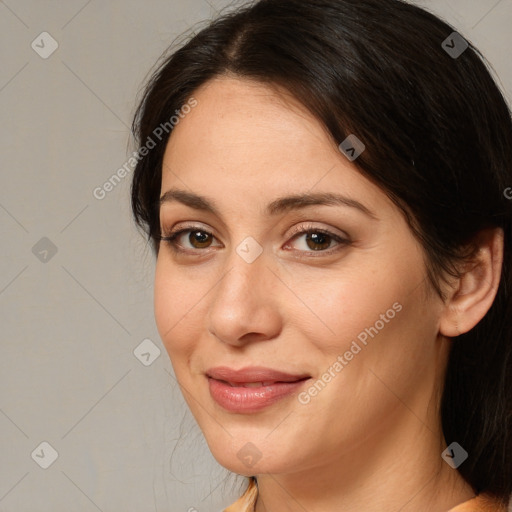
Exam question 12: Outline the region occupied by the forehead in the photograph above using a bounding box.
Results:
[163,76,334,163]
[159,76,392,221]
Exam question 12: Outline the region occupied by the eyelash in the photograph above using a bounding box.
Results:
[158,223,350,257]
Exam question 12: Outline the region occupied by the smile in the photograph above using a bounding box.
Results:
[206,366,311,413]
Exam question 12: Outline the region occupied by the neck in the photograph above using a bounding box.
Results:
[254,407,475,512]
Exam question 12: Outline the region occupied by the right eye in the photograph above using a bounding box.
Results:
[159,226,223,252]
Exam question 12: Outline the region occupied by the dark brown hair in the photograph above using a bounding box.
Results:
[131,0,512,502]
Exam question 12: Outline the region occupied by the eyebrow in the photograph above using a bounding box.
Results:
[159,188,377,219]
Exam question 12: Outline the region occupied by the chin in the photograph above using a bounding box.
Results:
[204,430,295,476]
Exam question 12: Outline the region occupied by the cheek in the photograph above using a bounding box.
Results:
[293,288,438,445]
[300,251,436,396]
[311,280,439,415]
[153,258,202,361]
[300,265,409,354]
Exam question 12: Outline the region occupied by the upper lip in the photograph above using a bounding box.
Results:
[206,366,310,384]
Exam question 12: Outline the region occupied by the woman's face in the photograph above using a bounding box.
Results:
[154,76,448,477]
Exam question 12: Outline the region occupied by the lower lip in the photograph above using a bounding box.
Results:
[208,377,310,413]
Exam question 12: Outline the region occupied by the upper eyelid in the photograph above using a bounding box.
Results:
[160,219,348,238]
[159,219,210,233]
[287,222,349,240]
[160,222,347,240]
[161,222,217,239]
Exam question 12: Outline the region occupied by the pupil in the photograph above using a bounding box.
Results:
[191,231,211,248]
[307,232,330,250]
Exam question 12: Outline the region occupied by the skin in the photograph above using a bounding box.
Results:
[153,76,503,511]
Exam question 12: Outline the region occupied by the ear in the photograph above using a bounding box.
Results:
[439,227,504,337]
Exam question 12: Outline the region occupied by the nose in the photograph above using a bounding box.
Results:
[207,248,283,347]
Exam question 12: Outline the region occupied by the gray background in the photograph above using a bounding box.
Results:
[0,1,511,511]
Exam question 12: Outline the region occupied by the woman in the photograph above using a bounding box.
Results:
[130,0,512,510]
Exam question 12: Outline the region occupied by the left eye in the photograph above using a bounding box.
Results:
[287,229,347,252]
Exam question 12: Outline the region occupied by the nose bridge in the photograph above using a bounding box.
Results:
[207,237,280,344]
[211,228,264,288]
[217,239,268,304]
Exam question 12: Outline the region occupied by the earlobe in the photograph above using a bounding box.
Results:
[439,227,504,338]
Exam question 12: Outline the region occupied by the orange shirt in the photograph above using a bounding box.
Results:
[223,479,509,512]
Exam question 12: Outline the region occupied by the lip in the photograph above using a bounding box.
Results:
[206,366,311,413]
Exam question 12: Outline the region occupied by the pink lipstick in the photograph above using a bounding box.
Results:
[206,366,310,413]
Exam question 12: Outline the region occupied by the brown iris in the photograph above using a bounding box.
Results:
[305,232,331,251]
[188,230,212,248]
